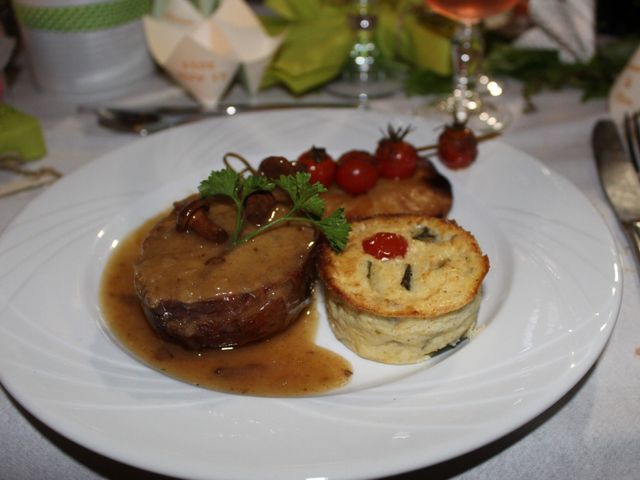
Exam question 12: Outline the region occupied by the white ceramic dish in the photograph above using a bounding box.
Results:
[0,109,621,480]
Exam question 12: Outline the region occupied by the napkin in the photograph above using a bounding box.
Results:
[609,45,640,129]
[0,32,47,162]
[261,0,368,94]
[143,0,283,108]
[0,29,52,195]
[0,105,46,161]
[514,0,595,63]
[261,0,451,95]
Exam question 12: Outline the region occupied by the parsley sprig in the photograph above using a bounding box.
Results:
[198,168,350,251]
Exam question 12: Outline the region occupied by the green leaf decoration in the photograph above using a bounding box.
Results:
[317,208,350,252]
[266,0,327,22]
[264,16,353,94]
[483,36,639,109]
[262,0,451,94]
[195,167,348,251]
[242,175,275,200]
[198,168,240,199]
[276,172,326,217]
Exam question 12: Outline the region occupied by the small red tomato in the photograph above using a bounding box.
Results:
[375,125,419,179]
[297,146,337,188]
[337,149,375,166]
[437,123,478,169]
[362,232,408,260]
[335,150,379,195]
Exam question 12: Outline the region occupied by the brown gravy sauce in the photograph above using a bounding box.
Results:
[100,215,352,397]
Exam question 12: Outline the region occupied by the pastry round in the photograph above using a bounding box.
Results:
[319,214,489,364]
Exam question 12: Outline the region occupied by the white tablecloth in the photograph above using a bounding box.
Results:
[1,70,639,480]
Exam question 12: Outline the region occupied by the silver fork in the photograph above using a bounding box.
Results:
[593,118,640,269]
[623,110,640,170]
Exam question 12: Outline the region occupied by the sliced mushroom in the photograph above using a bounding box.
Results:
[258,156,303,179]
[175,198,229,243]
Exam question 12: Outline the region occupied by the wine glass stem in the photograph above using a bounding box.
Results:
[451,22,482,124]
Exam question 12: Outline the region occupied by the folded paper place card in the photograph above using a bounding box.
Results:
[609,45,640,129]
[514,0,595,63]
[143,0,283,108]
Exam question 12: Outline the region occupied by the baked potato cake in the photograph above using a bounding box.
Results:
[319,214,489,364]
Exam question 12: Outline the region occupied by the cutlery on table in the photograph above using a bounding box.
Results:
[83,102,360,136]
[592,118,640,265]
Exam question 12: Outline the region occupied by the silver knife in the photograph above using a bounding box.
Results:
[592,119,640,265]
[86,102,360,136]
[138,102,360,116]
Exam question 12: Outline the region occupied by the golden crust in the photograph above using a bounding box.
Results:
[318,214,489,364]
[319,215,489,318]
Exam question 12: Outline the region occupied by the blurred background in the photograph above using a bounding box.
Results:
[1,0,638,104]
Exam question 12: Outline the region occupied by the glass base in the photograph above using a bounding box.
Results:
[327,71,401,102]
[417,91,512,134]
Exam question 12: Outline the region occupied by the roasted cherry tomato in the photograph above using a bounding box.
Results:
[335,150,379,195]
[297,146,337,188]
[437,122,478,169]
[362,232,408,260]
[375,125,419,179]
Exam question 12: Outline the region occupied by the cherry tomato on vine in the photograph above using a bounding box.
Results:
[437,123,478,169]
[297,146,337,188]
[375,125,419,179]
[335,150,379,195]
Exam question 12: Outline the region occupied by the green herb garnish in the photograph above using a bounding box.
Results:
[198,168,350,251]
[483,37,639,111]
[406,36,639,111]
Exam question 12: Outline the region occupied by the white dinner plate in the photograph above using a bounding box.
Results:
[0,109,621,480]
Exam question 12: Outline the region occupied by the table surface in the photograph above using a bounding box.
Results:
[1,66,639,480]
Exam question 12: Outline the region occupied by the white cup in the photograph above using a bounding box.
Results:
[12,0,155,95]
